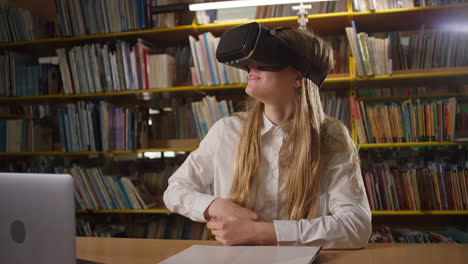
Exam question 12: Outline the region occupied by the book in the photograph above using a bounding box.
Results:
[161,245,321,264]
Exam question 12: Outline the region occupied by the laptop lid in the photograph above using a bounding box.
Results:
[0,173,75,264]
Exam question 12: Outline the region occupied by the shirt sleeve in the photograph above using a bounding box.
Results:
[163,120,223,222]
[273,150,372,249]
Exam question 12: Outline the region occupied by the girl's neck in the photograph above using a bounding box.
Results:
[264,103,295,126]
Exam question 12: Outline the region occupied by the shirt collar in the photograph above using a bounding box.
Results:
[261,113,280,136]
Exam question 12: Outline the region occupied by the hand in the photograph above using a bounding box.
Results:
[204,198,262,221]
[207,216,277,246]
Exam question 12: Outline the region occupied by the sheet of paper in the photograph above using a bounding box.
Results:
[160,245,321,264]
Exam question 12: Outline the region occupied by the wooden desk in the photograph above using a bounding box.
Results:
[77,237,468,264]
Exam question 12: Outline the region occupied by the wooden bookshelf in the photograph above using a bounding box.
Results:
[4,141,464,156]
[0,25,196,55]
[0,73,352,102]
[2,2,468,241]
[372,210,468,216]
[0,148,197,156]
[1,4,466,51]
[359,93,468,101]
[359,142,468,149]
[0,115,33,119]
[355,67,468,82]
[76,209,173,214]
[1,68,465,105]
[75,209,468,216]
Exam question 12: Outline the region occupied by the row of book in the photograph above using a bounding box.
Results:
[358,85,468,97]
[191,96,234,139]
[391,30,468,71]
[57,39,178,94]
[57,165,155,210]
[57,101,148,152]
[138,165,180,196]
[189,32,247,86]
[149,100,197,140]
[0,43,190,96]
[77,215,209,240]
[0,8,51,42]
[353,0,415,11]
[0,119,52,152]
[0,53,60,96]
[370,225,468,243]
[350,97,458,144]
[362,161,468,210]
[346,27,468,77]
[346,22,392,77]
[55,0,148,36]
[194,0,346,24]
[320,92,350,128]
[0,104,53,119]
[353,0,464,12]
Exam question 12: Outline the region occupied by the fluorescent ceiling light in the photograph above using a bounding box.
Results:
[189,0,332,11]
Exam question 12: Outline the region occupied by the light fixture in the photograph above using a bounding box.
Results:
[188,0,333,11]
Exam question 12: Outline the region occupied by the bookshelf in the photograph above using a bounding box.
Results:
[372,211,468,216]
[75,209,468,216]
[1,0,467,242]
[76,209,173,214]
[359,142,468,149]
[0,75,350,102]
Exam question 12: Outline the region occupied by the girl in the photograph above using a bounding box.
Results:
[163,25,372,248]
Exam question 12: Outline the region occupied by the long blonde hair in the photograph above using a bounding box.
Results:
[229,28,359,220]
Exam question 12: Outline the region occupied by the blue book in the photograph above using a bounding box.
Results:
[99,173,119,209]
[86,169,108,209]
[115,177,132,209]
[202,33,218,85]
[57,110,66,151]
[191,103,203,139]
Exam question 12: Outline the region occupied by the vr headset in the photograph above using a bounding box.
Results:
[216,22,328,87]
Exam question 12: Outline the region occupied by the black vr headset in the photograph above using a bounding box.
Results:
[216,22,328,87]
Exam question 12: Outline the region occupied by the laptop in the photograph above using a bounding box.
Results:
[0,173,76,264]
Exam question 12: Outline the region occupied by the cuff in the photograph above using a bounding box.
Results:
[191,193,217,222]
[273,220,302,245]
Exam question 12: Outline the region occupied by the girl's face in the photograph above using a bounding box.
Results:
[245,61,300,105]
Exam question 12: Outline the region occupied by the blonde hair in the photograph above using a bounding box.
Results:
[229,28,360,220]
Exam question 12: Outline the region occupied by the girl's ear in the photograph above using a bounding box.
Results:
[293,72,303,88]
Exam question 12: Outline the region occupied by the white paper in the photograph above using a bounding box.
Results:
[160,245,321,264]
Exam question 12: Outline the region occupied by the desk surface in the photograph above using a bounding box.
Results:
[76,237,468,264]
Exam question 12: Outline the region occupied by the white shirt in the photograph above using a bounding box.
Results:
[163,113,372,249]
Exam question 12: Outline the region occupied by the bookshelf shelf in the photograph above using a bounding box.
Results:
[0,115,32,119]
[0,25,196,49]
[0,84,245,101]
[359,142,468,149]
[355,67,468,82]
[0,147,197,156]
[76,209,173,214]
[0,74,351,101]
[353,3,468,17]
[372,210,468,215]
[360,93,468,101]
[74,210,468,216]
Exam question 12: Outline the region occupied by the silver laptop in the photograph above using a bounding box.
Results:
[0,173,76,264]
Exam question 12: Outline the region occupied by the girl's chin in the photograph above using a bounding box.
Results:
[245,85,258,98]
[245,86,268,102]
